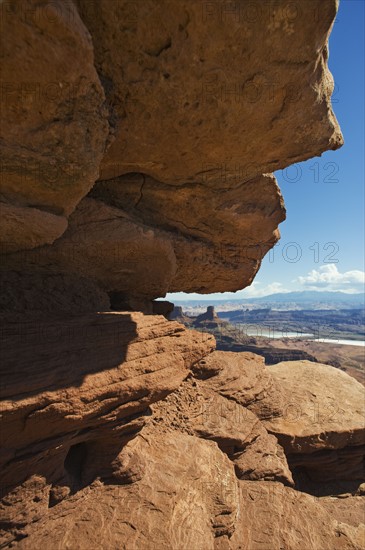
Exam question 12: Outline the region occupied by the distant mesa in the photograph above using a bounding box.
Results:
[169,306,191,325]
[193,306,228,329]
[169,304,228,329]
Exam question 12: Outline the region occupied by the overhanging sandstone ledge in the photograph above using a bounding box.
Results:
[0,0,109,252]
[0,0,343,301]
[1,174,285,300]
[76,0,343,184]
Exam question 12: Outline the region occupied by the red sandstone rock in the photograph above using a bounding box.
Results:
[0,1,355,548]
[263,361,365,483]
[0,1,342,299]
[151,378,293,486]
[0,313,213,544]
[194,351,285,419]
[0,0,109,252]
[15,433,239,550]
[230,481,364,550]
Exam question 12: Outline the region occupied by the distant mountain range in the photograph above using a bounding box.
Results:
[172,290,365,308]
[252,291,365,304]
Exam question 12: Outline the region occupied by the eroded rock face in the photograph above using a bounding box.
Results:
[0,312,214,544]
[86,172,285,296]
[192,353,365,491]
[1,198,178,299]
[1,1,355,548]
[2,338,364,548]
[230,481,364,550]
[1,176,284,299]
[76,0,342,184]
[9,440,364,550]
[194,351,285,419]
[14,433,239,550]
[0,0,109,253]
[0,0,342,301]
[151,377,293,486]
[319,495,365,529]
[0,271,110,314]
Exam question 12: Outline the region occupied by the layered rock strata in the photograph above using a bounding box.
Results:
[0,313,213,544]
[2,343,364,549]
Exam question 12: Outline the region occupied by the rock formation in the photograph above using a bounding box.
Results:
[193,305,228,328]
[194,351,286,420]
[151,377,294,486]
[0,314,214,544]
[169,305,192,324]
[217,337,319,364]
[264,361,365,487]
[1,0,343,305]
[2,0,363,549]
[2,354,365,550]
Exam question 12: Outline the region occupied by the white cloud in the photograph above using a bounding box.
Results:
[296,264,365,293]
[166,266,364,302]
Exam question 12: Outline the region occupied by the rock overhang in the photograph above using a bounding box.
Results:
[0,0,343,303]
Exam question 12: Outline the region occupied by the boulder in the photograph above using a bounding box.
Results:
[151,378,293,486]
[264,361,365,482]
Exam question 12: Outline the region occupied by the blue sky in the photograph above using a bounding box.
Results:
[167,0,365,301]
